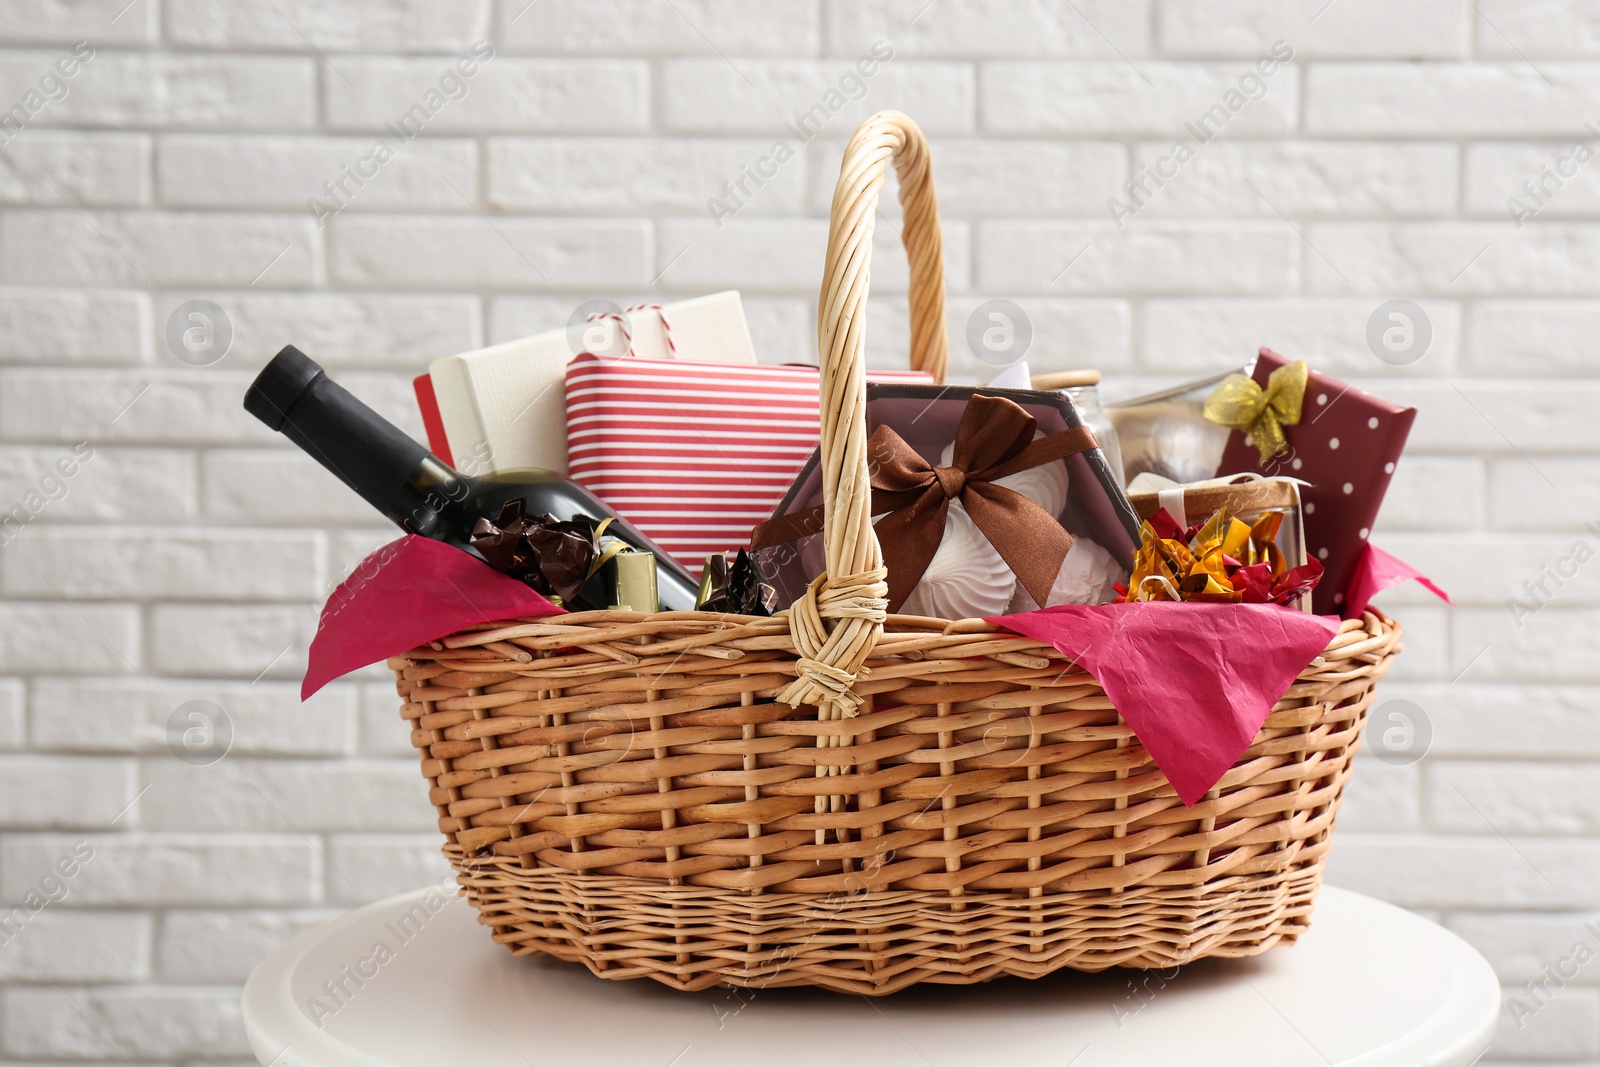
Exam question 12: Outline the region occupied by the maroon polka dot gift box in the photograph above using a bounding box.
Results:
[1216,347,1416,617]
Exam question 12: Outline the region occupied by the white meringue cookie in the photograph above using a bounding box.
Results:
[896,437,1078,619]
[900,499,1016,620]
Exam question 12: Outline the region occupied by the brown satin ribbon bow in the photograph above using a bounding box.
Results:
[752,394,1098,612]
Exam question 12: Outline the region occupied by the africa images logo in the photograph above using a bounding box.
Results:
[305,41,495,227]
[1106,40,1294,227]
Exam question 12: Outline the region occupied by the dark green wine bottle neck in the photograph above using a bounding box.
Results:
[268,367,472,537]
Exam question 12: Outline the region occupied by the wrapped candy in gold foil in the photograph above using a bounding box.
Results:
[1119,506,1322,608]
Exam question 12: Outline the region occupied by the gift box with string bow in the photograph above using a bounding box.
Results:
[1211,347,1417,616]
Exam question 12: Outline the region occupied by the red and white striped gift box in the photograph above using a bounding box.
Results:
[565,352,933,565]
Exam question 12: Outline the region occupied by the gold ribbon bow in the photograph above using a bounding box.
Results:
[1202,359,1309,466]
[751,394,1097,612]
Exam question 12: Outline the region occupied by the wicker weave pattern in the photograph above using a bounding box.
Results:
[391,610,1399,992]
[450,854,1325,994]
[782,110,945,727]
[388,110,1403,993]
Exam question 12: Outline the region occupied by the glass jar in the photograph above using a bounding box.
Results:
[1065,385,1126,492]
[1031,369,1126,492]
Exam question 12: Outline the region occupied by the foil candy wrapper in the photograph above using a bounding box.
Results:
[469,500,605,605]
[1120,506,1322,608]
[696,548,775,616]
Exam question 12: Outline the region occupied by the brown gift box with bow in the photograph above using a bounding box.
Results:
[751,385,1140,616]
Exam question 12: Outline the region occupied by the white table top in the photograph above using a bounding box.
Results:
[243,883,1500,1067]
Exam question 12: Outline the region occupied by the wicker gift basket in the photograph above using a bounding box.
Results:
[389,111,1403,996]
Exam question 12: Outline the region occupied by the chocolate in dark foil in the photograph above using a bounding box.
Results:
[697,548,775,616]
[470,500,598,604]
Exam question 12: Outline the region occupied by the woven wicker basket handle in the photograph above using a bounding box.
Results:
[778,111,948,716]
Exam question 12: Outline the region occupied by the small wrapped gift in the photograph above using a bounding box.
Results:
[751,386,1140,619]
[424,291,758,474]
[1212,348,1416,616]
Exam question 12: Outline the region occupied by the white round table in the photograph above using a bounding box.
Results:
[243,884,1500,1067]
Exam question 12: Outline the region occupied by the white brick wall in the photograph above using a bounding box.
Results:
[0,2,1591,1063]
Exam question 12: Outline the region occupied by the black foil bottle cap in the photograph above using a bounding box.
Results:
[244,345,325,430]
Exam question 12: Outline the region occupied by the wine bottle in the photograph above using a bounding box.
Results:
[243,345,700,612]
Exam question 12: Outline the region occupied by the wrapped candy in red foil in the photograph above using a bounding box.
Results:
[1119,506,1322,608]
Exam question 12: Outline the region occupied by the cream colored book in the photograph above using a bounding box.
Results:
[428,291,755,475]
